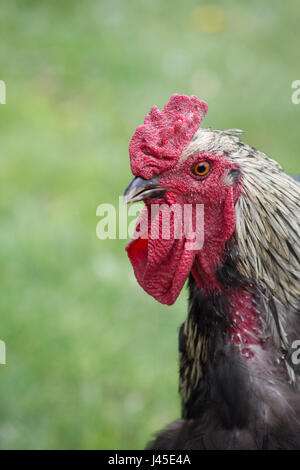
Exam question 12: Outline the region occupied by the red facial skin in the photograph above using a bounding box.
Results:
[127,153,240,304]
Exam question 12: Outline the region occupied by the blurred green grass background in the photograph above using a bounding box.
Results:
[0,0,299,449]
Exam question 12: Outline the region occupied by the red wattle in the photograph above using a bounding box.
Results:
[126,206,197,305]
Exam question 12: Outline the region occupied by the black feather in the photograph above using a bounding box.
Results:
[147,246,300,450]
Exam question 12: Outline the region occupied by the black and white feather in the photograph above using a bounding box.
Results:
[148,129,300,450]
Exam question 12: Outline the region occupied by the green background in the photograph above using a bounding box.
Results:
[0,0,299,449]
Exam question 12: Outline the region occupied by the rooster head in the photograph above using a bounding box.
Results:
[124,94,243,305]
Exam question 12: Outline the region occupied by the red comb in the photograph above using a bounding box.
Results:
[129,94,208,179]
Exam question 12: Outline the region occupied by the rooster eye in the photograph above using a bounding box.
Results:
[192,161,211,177]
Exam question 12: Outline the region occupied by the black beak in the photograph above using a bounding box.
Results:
[123,176,167,204]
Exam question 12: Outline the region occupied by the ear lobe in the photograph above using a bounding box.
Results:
[225,168,241,186]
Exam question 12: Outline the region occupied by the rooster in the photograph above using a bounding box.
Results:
[124,95,300,449]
